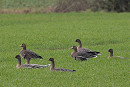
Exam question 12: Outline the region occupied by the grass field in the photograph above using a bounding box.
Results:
[0,12,130,87]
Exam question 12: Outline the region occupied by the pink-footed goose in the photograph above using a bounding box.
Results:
[75,39,100,56]
[20,43,43,64]
[71,46,97,61]
[14,55,50,69]
[48,58,76,72]
[108,49,128,59]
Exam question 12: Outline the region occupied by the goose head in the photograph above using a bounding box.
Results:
[108,49,113,58]
[75,39,81,43]
[19,43,26,47]
[108,49,113,53]
[70,46,78,52]
[14,55,21,59]
[71,46,77,50]
[19,43,26,50]
[48,58,54,61]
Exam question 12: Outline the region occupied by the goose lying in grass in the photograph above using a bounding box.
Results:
[108,49,128,59]
[71,46,97,61]
[75,39,100,55]
[20,43,43,64]
[14,55,50,69]
[48,58,76,72]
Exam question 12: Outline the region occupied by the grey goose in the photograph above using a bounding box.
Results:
[71,46,98,61]
[75,39,100,55]
[108,49,128,59]
[14,55,50,69]
[20,43,43,64]
[48,58,76,72]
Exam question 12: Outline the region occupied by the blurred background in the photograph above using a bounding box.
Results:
[0,0,129,14]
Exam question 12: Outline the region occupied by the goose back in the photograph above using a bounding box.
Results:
[54,68,76,72]
[21,50,43,59]
[21,64,50,69]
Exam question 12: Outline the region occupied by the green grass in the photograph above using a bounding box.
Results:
[0,12,130,87]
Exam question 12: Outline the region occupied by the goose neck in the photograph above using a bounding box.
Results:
[110,52,113,57]
[23,46,26,50]
[50,61,55,70]
[16,58,21,68]
[74,48,78,52]
[78,42,82,49]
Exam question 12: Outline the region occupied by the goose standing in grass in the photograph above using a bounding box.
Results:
[20,43,43,64]
[108,49,128,59]
[48,58,76,72]
[71,46,97,61]
[75,39,100,55]
[14,55,50,69]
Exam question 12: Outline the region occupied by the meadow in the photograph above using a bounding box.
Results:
[0,12,130,87]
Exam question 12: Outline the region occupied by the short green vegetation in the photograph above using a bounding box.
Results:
[0,12,130,87]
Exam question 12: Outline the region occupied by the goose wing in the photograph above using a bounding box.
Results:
[74,51,97,60]
[78,48,100,55]
[21,64,50,68]
[22,50,43,59]
[55,68,76,72]
[77,48,92,52]
[77,51,97,58]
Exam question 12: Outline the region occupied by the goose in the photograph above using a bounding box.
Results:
[75,39,100,55]
[108,49,128,59]
[20,43,43,64]
[71,46,97,61]
[14,55,50,69]
[48,58,76,72]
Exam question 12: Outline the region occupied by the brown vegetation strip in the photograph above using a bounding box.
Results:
[0,8,56,14]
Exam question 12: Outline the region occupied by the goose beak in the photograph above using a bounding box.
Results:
[70,47,73,49]
[19,45,22,47]
[14,56,17,58]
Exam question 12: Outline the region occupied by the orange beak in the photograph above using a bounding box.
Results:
[19,45,22,47]
[70,47,73,49]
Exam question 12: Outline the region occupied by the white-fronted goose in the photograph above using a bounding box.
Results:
[75,39,100,55]
[71,46,97,61]
[14,55,50,69]
[108,49,128,59]
[20,43,43,64]
[48,58,76,72]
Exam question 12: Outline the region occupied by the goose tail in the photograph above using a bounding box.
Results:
[38,56,43,59]
[87,52,100,56]
[73,70,76,72]
[114,56,130,59]
[95,52,101,55]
